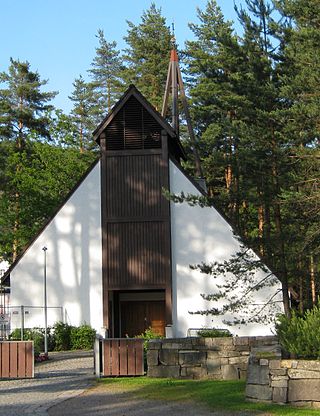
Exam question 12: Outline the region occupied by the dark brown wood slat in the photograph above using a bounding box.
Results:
[103,340,111,376]
[17,342,26,378]
[9,342,18,378]
[25,342,33,378]
[119,340,128,375]
[111,340,119,375]
[135,340,144,376]
[107,222,169,289]
[127,341,136,375]
[2,343,10,377]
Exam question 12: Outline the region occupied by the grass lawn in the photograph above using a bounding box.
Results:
[100,377,320,415]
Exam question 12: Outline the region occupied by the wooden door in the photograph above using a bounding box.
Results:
[120,300,165,337]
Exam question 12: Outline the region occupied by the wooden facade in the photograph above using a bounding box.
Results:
[95,86,185,337]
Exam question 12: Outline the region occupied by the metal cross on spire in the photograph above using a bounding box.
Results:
[161,24,203,179]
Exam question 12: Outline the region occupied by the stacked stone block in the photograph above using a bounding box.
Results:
[246,349,320,408]
[147,336,278,380]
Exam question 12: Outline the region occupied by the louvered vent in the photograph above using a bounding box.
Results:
[106,96,162,151]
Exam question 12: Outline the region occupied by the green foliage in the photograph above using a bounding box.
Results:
[10,327,55,356]
[122,3,171,110]
[88,29,124,113]
[0,58,57,143]
[188,244,281,325]
[68,75,100,152]
[276,304,320,359]
[197,328,232,337]
[10,323,96,353]
[70,323,96,350]
[135,327,164,351]
[0,138,97,261]
[53,321,72,351]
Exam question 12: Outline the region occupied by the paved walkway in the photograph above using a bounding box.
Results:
[0,350,95,416]
[0,351,256,416]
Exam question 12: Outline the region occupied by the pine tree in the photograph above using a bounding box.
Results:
[275,0,320,309]
[0,58,57,260]
[0,58,57,145]
[184,0,295,317]
[122,3,172,110]
[88,29,124,113]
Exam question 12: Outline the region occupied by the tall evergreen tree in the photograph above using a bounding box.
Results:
[0,58,57,145]
[69,75,99,152]
[88,29,123,113]
[185,0,293,317]
[122,3,172,110]
[0,58,57,260]
[275,0,320,309]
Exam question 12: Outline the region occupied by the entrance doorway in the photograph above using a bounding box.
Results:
[111,291,166,337]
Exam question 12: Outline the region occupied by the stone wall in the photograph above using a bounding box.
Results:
[147,336,278,380]
[246,349,320,408]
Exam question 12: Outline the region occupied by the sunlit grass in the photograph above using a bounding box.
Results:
[100,377,320,415]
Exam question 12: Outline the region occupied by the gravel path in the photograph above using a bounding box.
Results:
[0,350,95,416]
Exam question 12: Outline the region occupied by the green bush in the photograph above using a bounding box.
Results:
[53,321,72,351]
[10,322,96,353]
[197,328,232,338]
[136,327,164,371]
[10,327,55,355]
[276,304,320,359]
[70,324,96,350]
[135,327,164,351]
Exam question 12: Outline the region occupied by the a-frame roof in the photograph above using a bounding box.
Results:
[93,84,186,160]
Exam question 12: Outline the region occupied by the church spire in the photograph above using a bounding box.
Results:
[161,25,203,178]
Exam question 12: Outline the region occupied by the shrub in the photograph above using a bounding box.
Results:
[10,327,55,355]
[70,324,96,350]
[53,321,72,351]
[276,304,320,359]
[197,328,232,338]
[136,327,164,371]
[135,327,164,351]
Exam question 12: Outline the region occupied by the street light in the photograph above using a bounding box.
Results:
[42,247,48,357]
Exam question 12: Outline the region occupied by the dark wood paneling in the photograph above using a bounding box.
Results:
[106,154,168,219]
[106,222,170,288]
[106,96,162,151]
[100,87,173,332]
[120,300,165,337]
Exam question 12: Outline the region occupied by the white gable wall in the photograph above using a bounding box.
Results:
[169,160,283,337]
[10,162,103,333]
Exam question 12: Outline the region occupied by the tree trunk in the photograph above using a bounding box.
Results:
[271,138,291,318]
[310,255,316,305]
[258,203,264,257]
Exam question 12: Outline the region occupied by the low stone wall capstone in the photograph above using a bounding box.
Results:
[147,336,278,380]
[246,349,320,408]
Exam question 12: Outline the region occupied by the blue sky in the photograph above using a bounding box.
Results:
[1,1,238,113]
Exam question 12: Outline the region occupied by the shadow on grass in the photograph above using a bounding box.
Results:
[100,378,320,416]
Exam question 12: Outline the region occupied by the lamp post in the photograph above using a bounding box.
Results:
[42,247,48,356]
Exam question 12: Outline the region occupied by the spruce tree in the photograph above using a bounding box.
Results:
[122,3,172,110]
[69,75,100,152]
[88,29,124,113]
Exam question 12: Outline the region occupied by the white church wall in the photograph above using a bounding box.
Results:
[169,160,283,338]
[9,161,103,333]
